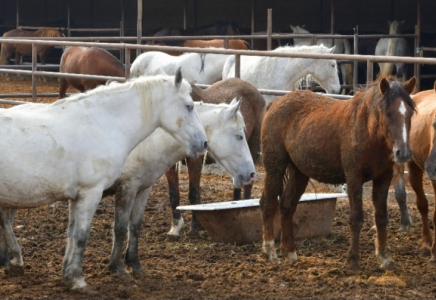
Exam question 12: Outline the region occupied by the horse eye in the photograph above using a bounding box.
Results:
[236,135,244,141]
[186,105,193,112]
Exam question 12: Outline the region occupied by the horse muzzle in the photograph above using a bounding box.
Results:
[233,172,256,189]
[188,140,208,158]
[393,147,412,164]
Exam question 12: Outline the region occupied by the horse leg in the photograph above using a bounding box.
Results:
[0,225,8,267]
[59,78,70,99]
[125,187,152,278]
[393,164,413,231]
[340,64,347,95]
[62,188,102,289]
[14,52,21,65]
[372,170,396,269]
[260,154,288,261]
[429,180,436,263]
[243,184,253,200]
[0,208,23,275]
[408,161,432,255]
[165,165,184,238]
[344,179,364,270]
[186,157,205,237]
[233,188,242,200]
[108,182,139,280]
[279,166,309,264]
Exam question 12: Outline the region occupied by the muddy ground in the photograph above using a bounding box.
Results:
[0,78,435,300]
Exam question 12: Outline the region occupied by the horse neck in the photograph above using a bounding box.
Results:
[281,56,318,90]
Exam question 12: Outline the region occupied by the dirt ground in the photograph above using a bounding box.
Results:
[0,78,436,300]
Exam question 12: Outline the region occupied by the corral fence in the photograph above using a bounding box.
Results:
[1,35,436,106]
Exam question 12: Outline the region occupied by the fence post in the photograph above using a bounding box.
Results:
[125,48,131,79]
[235,54,240,78]
[366,60,373,85]
[353,26,359,94]
[31,44,37,102]
[267,9,272,51]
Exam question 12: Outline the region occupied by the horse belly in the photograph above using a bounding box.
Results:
[291,154,346,184]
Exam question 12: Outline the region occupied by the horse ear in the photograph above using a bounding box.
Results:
[328,46,336,53]
[290,25,296,31]
[403,76,417,95]
[228,98,242,118]
[174,67,183,88]
[379,78,390,94]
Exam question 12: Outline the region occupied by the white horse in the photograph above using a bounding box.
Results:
[107,99,255,278]
[130,51,230,84]
[290,25,353,93]
[375,20,410,80]
[222,45,341,104]
[0,69,208,289]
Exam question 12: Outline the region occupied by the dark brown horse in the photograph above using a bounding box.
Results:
[260,76,416,270]
[393,81,436,263]
[59,46,125,98]
[0,28,63,65]
[165,77,265,237]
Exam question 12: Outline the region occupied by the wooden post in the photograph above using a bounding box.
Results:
[32,44,37,103]
[235,55,241,78]
[136,0,143,58]
[267,9,272,51]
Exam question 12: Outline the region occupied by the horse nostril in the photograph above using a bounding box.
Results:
[250,172,256,179]
[203,141,209,150]
[395,149,401,158]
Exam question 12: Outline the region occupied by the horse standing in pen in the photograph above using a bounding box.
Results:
[392,81,436,263]
[375,20,410,81]
[0,28,63,65]
[222,45,341,104]
[59,46,125,98]
[165,78,265,238]
[260,76,416,269]
[0,69,208,289]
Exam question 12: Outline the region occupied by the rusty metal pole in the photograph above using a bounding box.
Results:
[224,38,229,49]
[136,0,143,58]
[330,0,334,34]
[267,9,272,51]
[415,0,421,91]
[366,60,373,85]
[183,0,187,30]
[31,44,37,102]
[353,26,359,93]
[16,0,19,28]
[235,54,241,78]
[124,48,131,79]
[67,0,71,37]
[251,0,256,49]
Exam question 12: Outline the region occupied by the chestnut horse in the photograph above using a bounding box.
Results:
[392,81,436,263]
[0,28,63,65]
[59,46,125,98]
[165,78,265,237]
[260,76,416,270]
[151,39,250,56]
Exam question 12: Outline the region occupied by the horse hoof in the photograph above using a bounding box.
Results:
[418,247,431,257]
[399,224,411,232]
[186,230,201,239]
[132,267,148,279]
[345,260,361,271]
[381,259,397,271]
[5,264,24,276]
[166,234,180,242]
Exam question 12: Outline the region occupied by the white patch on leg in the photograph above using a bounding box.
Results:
[10,256,23,266]
[168,217,184,236]
[262,240,277,260]
[287,251,298,264]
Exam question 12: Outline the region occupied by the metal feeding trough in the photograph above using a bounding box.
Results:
[177,193,347,245]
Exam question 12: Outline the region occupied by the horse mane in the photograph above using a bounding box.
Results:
[36,28,61,37]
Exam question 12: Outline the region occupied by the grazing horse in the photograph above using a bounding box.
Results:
[130,51,230,85]
[0,28,63,65]
[290,25,353,94]
[150,39,250,56]
[222,45,341,104]
[393,81,436,263]
[165,78,265,238]
[375,20,410,80]
[107,99,255,278]
[0,70,208,289]
[59,46,125,98]
[260,76,416,270]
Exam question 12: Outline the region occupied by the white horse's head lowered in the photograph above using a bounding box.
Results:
[195,98,256,188]
[140,67,208,157]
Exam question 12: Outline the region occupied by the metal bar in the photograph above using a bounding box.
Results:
[136,0,142,57]
[0,93,63,98]
[353,27,358,94]
[16,0,19,28]
[251,0,256,48]
[183,0,187,30]
[330,0,334,34]
[224,38,229,49]
[0,99,29,105]
[68,28,122,32]
[416,0,422,91]
[0,64,59,69]
[67,0,71,37]
[422,47,436,52]
[1,38,436,65]
[267,9,272,51]
[235,54,240,78]
[31,44,37,102]
[125,48,131,78]
[366,60,373,84]
[36,71,126,82]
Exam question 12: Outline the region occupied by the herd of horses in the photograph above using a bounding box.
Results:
[0,20,435,290]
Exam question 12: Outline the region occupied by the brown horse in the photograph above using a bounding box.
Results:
[151,39,250,56]
[393,81,436,263]
[165,77,265,237]
[260,76,416,270]
[59,46,125,98]
[0,28,63,65]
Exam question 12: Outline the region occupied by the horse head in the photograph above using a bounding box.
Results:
[309,45,341,94]
[388,20,404,34]
[156,67,208,157]
[378,76,416,163]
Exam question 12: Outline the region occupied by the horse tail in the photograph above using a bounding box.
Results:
[222,55,235,79]
[381,38,396,77]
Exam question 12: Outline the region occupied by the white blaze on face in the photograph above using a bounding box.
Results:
[399,101,408,143]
